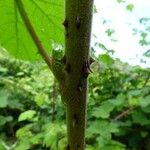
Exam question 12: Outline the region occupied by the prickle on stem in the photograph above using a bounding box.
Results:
[62,19,68,29]
[65,63,71,73]
[76,15,81,29]
[82,59,93,78]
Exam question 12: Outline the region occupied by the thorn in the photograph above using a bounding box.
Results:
[88,57,95,73]
[76,16,81,29]
[77,82,83,92]
[77,80,86,92]
[65,145,70,150]
[65,63,71,73]
[88,64,92,73]
[90,57,95,64]
[82,60,91,78]
[63,19,69,37]
[78,86,82,92]
[73,114,78,128]
[62,19,68,29]
[65,32,69,37]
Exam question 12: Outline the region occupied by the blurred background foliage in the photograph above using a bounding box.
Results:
[0,46,150,150]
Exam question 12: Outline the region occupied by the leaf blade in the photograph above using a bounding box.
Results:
[0,0,64,61]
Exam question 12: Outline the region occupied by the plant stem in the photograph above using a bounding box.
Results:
[63,0,93,149]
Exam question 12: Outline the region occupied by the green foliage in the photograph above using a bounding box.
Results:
[1,50,150,149]
[0,90,9,108]
[0,51,65,149]
[116,0,125,3]
[143,49,150,57]
[126,4,134,12]
[91,101,115,119]
[34,93,49,107]
[43,123,66,149]
[0,115,13,126]
[86,52,150,150]
[0,0,64,61]
[105,29,115,37]
[133,17,150,48]
[18,110,37,122]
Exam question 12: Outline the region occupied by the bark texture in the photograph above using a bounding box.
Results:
[62,0,94,149]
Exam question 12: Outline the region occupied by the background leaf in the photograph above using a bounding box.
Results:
[0,90,9,108]
[18,110,36,121]
[126,4,134,12]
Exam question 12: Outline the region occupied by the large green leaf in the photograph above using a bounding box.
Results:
[0,0,64,61]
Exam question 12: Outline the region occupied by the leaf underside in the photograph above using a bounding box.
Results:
[0,0,64,61]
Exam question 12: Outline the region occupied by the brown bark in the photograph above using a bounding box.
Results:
[62,0,94,149]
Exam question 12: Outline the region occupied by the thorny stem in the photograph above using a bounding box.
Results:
[64,0,94,149]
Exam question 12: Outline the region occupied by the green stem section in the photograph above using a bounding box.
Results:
[63,0,93,149]
[15,0,52,69]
